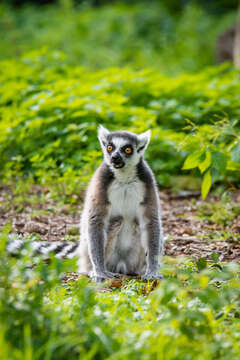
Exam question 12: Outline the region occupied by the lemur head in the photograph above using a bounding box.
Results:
[98,125,151,170]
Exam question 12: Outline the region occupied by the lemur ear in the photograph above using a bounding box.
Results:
[98,125,110,146]
[137,130,151,153]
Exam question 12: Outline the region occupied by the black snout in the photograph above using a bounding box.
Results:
[111,153,122,162]
[111,152,125,169]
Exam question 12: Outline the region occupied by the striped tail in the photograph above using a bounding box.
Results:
[6,239,80,259]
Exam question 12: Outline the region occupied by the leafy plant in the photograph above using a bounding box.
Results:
[180,119,240,198]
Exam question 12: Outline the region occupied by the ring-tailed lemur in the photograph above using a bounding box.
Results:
[7,126,164,282]
[78,126,164,282]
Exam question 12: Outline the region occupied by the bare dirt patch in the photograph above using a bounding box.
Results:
[1,186,240,262]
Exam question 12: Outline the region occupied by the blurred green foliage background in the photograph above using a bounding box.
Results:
[0,0,237,74]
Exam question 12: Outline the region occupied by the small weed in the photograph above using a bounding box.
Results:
[198,200,240,227]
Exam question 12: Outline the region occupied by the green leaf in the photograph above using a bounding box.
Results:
[227,160,240,171]
[201,170,211,200]
[231,143,240,163]
[196,257,207,271]
[211,151,227,173]
[198,151,211,173]
[182,151,203,170]
[210,252,219,263]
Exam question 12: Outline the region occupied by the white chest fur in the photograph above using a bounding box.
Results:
[108,179,145,219]
[106,178,146,274]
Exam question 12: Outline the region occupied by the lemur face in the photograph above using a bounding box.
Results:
[98,126,151,170]
[105,137,135,169]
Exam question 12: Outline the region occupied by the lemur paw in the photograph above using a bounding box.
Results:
[90,270,116,283]
[104,270,117,278]
[142,272,164,281]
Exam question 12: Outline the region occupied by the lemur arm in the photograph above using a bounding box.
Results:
[138,159,164,280]
[87,209,116,282]
[143,210,163,280]
[86,164,115,282]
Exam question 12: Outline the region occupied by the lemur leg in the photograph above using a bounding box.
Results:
[88,213,117,282]
[140,212,163,280]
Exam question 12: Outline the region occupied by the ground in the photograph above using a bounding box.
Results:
[1,185,240,267]
[163,190,240,262]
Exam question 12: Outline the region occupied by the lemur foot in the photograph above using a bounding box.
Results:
[90,270,116,283]
[142,272,164,281]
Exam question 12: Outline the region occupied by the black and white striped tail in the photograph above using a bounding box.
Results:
[6,239,80,259]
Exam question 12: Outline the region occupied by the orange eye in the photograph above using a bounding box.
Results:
[107,145,113,152]
[125,147,132,154]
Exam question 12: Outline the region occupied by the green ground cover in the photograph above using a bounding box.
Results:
[1,229,240,360]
